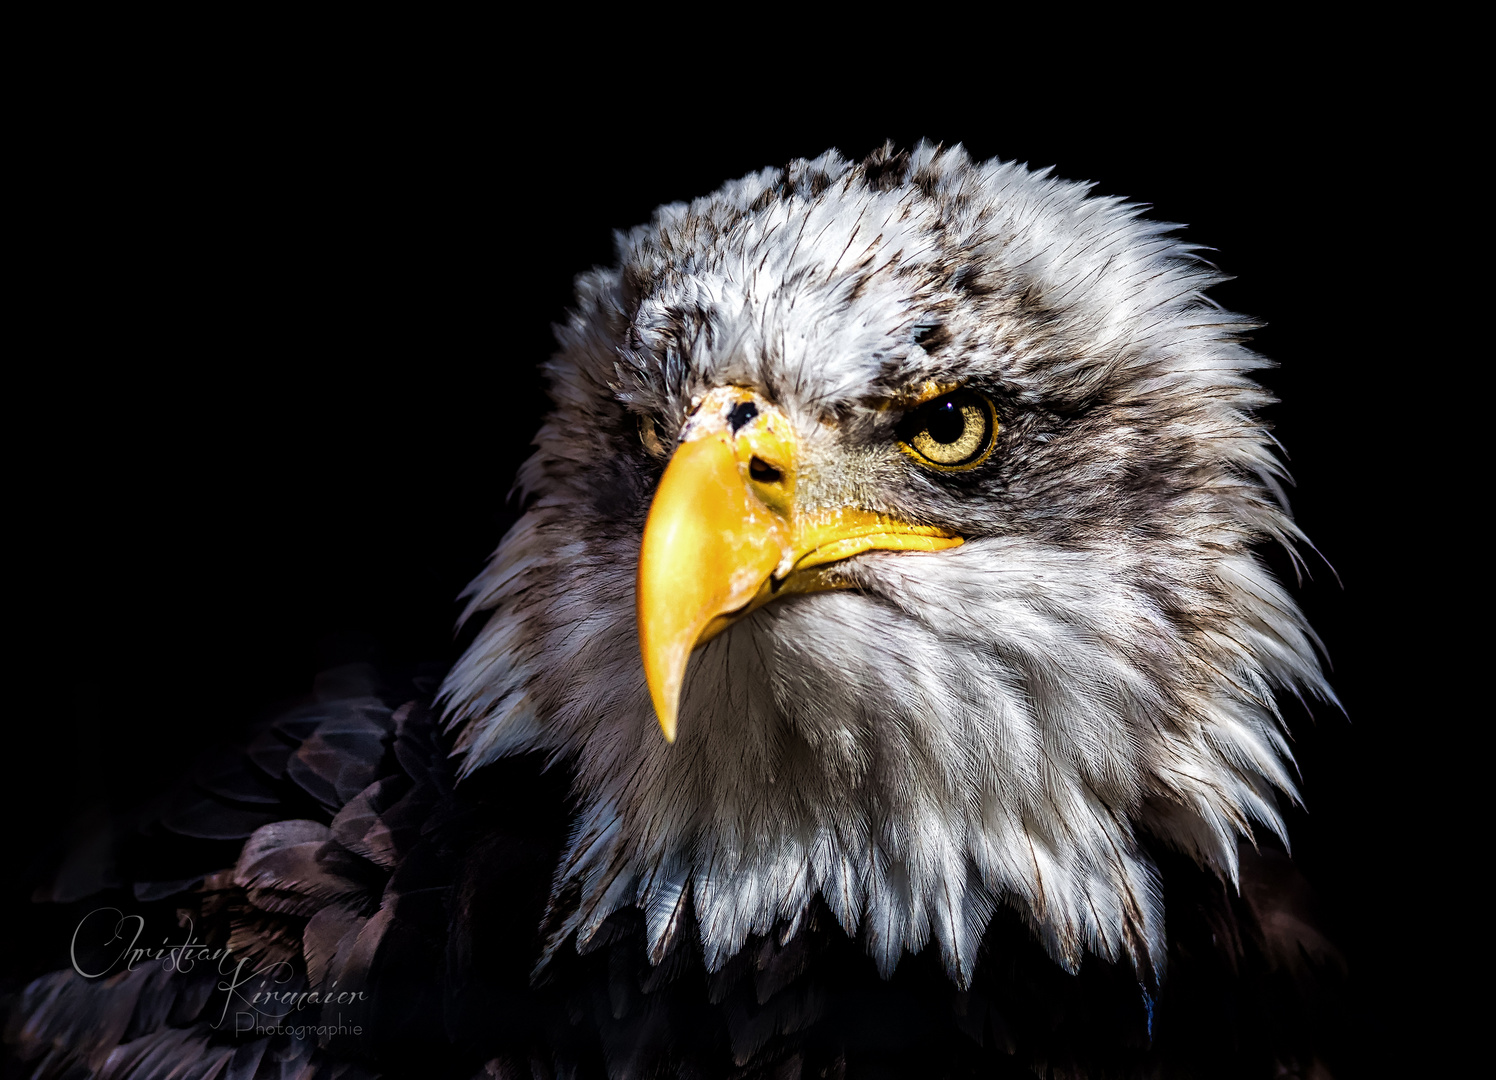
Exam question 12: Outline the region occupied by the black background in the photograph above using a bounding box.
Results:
[10,35,1448,1074]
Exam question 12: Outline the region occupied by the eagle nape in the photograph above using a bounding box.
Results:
[7,142,1346,1079]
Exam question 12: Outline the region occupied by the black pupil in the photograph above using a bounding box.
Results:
[925,400,965,444]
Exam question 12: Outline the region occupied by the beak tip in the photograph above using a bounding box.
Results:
[642,647,683,744]
[653,695,679,743]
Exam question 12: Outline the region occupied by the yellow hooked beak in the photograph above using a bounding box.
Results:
[636,387,963,741]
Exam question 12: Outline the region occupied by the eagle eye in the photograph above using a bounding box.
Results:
[897,390,997,470]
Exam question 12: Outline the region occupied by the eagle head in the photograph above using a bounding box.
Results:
[439,143,1332,989]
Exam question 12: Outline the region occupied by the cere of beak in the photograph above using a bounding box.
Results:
[636,387,962,742]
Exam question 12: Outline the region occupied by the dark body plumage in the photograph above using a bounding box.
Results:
[6,668,1340,1078]
[6,145,1347,1078]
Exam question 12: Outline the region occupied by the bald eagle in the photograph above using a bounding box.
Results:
[6,143,1344,1079]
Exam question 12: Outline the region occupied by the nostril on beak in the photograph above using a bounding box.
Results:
[749,456,782,483]
[727,401,759,432]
